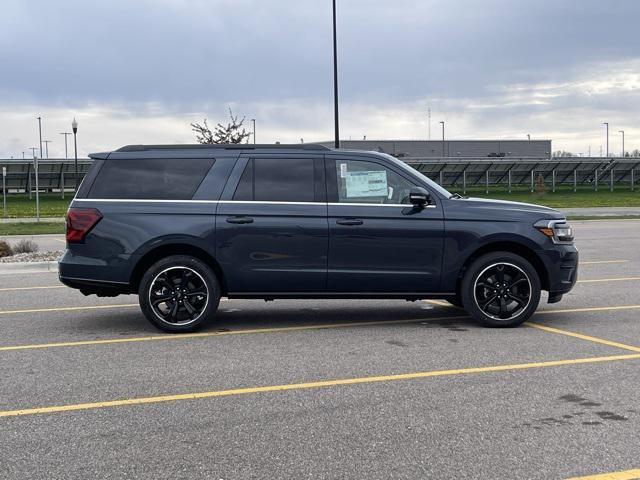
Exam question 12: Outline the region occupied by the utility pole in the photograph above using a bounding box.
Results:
[60,132,71,158]
[619,130,625,157]
[72,118,79,191]
[37,117,43,159]
[43,140,52,158]
[251,119,256,144]
[332,0,340,149]
[439,121,445,157]
[603,122,609,156]
[427,107,431,140]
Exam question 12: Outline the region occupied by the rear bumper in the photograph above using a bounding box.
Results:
[58,250,133,295]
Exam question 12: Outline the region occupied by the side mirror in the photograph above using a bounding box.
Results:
[409,187,431,207]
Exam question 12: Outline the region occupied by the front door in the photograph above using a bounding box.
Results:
[326,156,444,293]
[216,155,328,294]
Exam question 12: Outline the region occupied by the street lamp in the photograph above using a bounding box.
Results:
[619,130,625,157]
[60,132,71,158]
[42,140,52,159]
[603,122,609,157]
[332,0,340,148]
[439,121,445,157]
[72,118,78,191]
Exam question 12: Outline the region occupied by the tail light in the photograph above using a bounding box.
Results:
[66,207,102,243]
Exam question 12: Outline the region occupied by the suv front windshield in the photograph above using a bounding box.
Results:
[377,153,453,199]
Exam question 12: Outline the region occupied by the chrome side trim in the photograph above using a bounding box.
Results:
[72,199,437,208]
[73,198,220,204]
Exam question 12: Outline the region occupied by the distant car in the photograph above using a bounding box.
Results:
[60,144,578,332]
[487,152,507,157]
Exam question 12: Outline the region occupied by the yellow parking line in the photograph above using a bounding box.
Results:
[0,285,66,293]
[578,277,640,284]
[564,468,640,480]
[1,352,639,418]
[0,304,138,316]
[0,314,469,352]
[538,305,640,315]
[581,260,628,265]
[0,304,639,352]
[525,322,640,353]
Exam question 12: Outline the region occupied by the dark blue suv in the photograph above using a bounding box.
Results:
[60,144,578,332]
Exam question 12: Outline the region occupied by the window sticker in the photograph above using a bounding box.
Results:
[345,170,388,197]
[339,163,347,178]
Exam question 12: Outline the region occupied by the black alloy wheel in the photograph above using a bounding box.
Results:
[460,252,541,327]
[139,255,221,333]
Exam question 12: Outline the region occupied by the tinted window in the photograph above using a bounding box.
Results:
[234,158,315,202]
[233,160,253,200]
[88,158,215,199]
[334,159,415,204]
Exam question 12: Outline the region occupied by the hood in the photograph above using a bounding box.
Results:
[449,197,564,220]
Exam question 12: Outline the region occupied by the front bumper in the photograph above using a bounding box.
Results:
[542,244,579,301]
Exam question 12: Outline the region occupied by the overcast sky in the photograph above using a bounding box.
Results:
[1,0,639,157]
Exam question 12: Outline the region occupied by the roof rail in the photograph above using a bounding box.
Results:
[115,144,331,152]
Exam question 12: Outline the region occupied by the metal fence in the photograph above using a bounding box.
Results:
[1,156,639,196]
[404,157,640,193]
[0,158,93,194]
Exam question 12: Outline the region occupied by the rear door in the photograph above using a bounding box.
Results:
[326,155,444,293]
[216,154,328,294]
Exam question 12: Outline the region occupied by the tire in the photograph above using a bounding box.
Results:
[138,255,221,333]
[460,252,541,327]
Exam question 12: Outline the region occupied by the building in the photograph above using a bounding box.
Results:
[319,139,552,158]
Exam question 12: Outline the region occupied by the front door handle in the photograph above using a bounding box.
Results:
[336,218,363,226]
[226,216,254,224]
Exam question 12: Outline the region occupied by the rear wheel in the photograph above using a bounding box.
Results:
[139,255,221,333]
[460,252,540,327]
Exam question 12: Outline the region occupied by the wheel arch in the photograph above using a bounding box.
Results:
[456,241,549,295]
[129,243,227,295]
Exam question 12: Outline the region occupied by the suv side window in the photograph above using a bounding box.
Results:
[233,158,316,202]
[334,159,416,204]
[88,158,215,200]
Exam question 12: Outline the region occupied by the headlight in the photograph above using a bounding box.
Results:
[534,219,574,244]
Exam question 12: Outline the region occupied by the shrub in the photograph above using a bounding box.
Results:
[12,239,39,254]
[0,240,13,258]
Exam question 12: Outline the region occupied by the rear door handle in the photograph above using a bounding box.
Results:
[226,216,254,224]
[336,218,363,226]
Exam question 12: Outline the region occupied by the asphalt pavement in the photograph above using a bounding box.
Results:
[0,220,639,479]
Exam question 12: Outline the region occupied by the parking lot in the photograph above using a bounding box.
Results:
[0,219,639,479]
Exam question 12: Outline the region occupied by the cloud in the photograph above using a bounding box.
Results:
[0,0,639,157]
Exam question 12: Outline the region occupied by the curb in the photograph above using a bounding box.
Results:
[0,217,66,224]
[0,261,59,275]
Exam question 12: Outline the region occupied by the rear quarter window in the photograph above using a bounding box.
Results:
[88,158,215,199]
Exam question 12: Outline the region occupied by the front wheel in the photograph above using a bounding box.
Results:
[460,252,541,327]
[138,255,221,333]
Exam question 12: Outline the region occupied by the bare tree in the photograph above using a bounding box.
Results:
[191,108,252,144]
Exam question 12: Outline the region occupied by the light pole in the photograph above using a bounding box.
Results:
[35,118,42,222]
[72,118,79,191]
[619,130,625,157]
[251,119,256,144]
[603,122,609,157]
[439,121,445,157]
[43,140,52,158]
[60,132,71,158]
[427,107,431,140]
[332,0,340,148]
[37,117,43,159]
